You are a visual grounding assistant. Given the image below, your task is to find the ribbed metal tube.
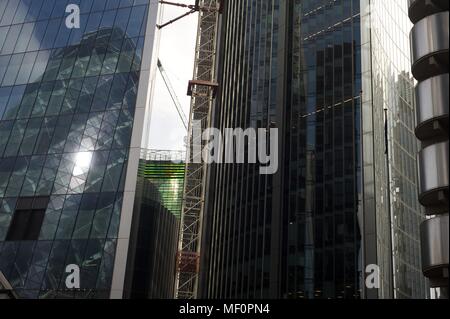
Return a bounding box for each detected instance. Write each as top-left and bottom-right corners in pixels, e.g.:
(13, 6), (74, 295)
(415, 74), (449, 140)
(417, 141), (449, 212)
(410, 11), (449, 81)
(409, 0), (449, 295)
(421, 215), (449, 282)
(409, 0), (449, 23)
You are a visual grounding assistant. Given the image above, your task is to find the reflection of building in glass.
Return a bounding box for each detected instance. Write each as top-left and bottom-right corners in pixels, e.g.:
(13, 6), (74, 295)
(0, 1), (161, 299)
(124, 150), (184, 299)
(137, 150), (185, 219)
(388, 73), (427, 298)
(200, 0), (427, 299)
(363, 1), (428, 299)
(0, 270), (17, 299)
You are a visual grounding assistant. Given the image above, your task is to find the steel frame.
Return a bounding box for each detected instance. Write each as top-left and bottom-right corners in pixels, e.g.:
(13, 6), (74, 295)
(174, 0), (221, 299)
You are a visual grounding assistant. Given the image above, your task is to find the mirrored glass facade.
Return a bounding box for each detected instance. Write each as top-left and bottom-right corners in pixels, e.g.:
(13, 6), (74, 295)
(360, 0), (427, 298)
(200, 0), (427, 299)
(125, 150), (184, 299)
(0, 0), (158, 299)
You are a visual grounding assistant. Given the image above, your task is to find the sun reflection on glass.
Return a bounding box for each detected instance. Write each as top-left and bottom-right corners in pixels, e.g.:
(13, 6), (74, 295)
(73, 152), (93, 176)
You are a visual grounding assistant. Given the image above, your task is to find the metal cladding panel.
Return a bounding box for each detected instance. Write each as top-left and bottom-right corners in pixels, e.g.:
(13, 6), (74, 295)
(420, 215), (449, 280)
(410, 12), (449, 80)
(415, 74), (449, 140)
(417, 141), (449, 207)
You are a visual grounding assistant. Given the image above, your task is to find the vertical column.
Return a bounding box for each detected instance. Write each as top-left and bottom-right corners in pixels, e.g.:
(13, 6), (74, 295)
(408, 0), (449, 299)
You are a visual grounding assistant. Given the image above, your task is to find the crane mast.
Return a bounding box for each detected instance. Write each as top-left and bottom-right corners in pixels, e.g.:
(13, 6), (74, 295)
(165, 0), (221, 299)
(157, 0), (222, 299)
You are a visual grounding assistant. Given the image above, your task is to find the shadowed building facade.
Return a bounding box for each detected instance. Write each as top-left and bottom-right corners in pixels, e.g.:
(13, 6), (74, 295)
(124, 150), (184, 299)
(199, 0), (427, 299)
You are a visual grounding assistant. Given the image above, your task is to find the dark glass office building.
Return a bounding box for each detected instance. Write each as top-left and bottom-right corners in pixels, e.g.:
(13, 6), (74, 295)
(0, 0), (162, 299)
(124, 150), (184, 299)
(200, 0), (428, 299)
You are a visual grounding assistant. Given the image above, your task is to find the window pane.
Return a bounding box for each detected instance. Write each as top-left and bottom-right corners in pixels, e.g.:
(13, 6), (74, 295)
(14, 23), (34, 53)
(24, 0), (44, 23)
(0, 86), (13, 120)
(2, 53), (24, 86)
(16, 51), (38, 85)
(29, 50), (50, 83)
(2, 85), (25, 120)
(19, 118), (43, 156)
(27, 20), (48, 52)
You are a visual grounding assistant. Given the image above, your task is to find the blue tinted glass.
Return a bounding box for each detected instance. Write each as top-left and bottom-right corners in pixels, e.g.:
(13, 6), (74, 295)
(106, 0), (120, 10)
(0, 0), (20, 26)
(0, 0), (151, 299)
(0, 55), (11, 84)
(12, 0), (30, 25)
(92, 0), (107, 12)
(0, 26), (9, 50)
(0, 1), (9, 21)
(2, 53), (24, 87)
(51, 0), (69, 18)
(100, 9), (117, 29)
(84, 11), (101, 34)
(2, 24), (22, 55)
(13, 22), (34, 53)
(38, 0), (56, 20)
(27, 20), (48, 51)
(114, 7), (131, 33)
(40, 19), (61, 50)
(16, 51), (37, 85)
(119, 0), (133, 8)
(2, 85), (25, 120)
(79, 0), (94, 13)
(0, 87), (13, 119)
(24, 0), (43, 22)
(67, 14), (89, 45)
(127, 6), (145, 38)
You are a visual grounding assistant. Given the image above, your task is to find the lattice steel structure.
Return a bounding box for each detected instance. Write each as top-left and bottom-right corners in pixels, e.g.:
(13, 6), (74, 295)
(175, 0), (221, 299)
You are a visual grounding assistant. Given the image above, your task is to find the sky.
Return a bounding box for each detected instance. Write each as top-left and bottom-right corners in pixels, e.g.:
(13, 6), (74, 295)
(147, 1), (198, 151)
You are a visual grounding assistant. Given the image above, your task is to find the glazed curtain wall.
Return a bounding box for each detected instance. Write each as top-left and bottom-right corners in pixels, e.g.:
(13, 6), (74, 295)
(201, 0), (363, 299)
(0, 0), (151, 298)
(360, 0), (427, 298)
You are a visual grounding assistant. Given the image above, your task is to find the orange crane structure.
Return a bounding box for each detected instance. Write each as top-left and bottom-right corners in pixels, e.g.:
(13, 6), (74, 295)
(157, 0), (222, 299)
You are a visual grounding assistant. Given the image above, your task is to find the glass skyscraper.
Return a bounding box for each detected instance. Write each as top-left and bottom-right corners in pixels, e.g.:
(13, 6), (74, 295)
(0, 0), (162, 299)
(124, 150), (184, 298)
(199, 0), (427, 299)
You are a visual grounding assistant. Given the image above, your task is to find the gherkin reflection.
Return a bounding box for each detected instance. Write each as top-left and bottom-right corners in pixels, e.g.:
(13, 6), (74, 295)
(0, 0), (152, 299)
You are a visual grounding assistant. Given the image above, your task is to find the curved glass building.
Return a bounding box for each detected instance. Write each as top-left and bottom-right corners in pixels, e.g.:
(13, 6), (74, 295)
(200, 0), (428, 299)
(0, 0), (163, 299)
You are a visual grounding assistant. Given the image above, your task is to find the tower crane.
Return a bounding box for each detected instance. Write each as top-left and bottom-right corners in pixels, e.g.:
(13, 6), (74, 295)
(157, 0), (222, 299)
(157, 58), (189, 130)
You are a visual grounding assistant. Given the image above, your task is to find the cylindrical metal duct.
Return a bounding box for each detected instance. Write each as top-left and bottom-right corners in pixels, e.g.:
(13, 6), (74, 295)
(410, 11), (449, 81)
(421, 214), (449, 286)
(415, 74), (449, 140)
(409, 0), (449, 297)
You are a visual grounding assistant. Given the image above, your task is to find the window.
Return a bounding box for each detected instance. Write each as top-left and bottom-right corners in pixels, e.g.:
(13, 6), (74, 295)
(2, 54), (24, 87)
(1, 25), (22, 55)
(14, 23), (34, 53)
(5, 197), (50, 241)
